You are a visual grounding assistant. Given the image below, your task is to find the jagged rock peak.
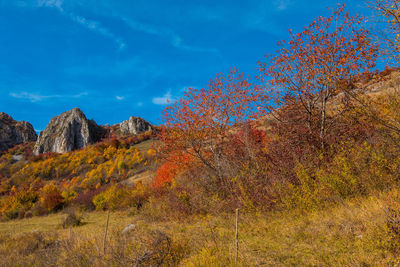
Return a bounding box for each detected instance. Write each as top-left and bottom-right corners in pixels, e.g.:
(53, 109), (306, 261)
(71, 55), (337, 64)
(0, 112), (37, 152)
(33, 108), (103, 155)
(0, 112), (13, 121)
(119, 116), (152, 136)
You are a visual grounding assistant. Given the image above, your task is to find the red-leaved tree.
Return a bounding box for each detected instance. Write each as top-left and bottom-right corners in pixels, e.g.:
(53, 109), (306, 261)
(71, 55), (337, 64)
(258, 4), (378, 151)
(159, 68), (268, 185)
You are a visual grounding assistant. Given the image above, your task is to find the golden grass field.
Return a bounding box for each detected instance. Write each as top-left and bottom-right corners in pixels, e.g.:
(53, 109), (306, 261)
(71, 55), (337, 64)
(0, 189), (398, 266)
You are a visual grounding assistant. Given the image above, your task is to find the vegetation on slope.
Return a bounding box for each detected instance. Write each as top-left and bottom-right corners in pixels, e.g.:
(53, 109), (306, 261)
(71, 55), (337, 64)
(1, 2), (400, 266)
(0, 130), (157, 220)
(0, 190), (398, 266)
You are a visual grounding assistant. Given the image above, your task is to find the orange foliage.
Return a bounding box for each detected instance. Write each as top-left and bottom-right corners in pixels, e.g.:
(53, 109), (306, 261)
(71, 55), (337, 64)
(159, 68), (268, 177)
(153, 153), (194, 188)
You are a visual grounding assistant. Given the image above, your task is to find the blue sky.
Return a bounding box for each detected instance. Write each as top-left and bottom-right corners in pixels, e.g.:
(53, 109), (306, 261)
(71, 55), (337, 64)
(0, 0), (369, 131)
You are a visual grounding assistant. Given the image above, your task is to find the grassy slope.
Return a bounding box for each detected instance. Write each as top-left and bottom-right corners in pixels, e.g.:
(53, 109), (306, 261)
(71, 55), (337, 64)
(0, 190), (396, 266)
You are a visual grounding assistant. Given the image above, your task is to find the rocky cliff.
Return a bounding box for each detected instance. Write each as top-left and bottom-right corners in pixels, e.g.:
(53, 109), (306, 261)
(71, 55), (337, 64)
(33, 108), (104, 155)
(119, 116), (152, 136)
(33, 108), (153, 154)
(0, 112), (37, 151)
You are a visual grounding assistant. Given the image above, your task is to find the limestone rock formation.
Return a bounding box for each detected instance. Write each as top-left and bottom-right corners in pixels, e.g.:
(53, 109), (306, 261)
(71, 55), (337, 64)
(119, 116), (152, 136)
(0, 112), (37, 152)
(33, 108), (104, 155)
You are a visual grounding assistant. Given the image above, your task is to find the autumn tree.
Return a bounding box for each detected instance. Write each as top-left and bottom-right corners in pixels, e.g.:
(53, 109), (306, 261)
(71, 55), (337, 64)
(367, 0), (400, 63)
(159, 68), (267, 184)
(258, 4), (377, 151)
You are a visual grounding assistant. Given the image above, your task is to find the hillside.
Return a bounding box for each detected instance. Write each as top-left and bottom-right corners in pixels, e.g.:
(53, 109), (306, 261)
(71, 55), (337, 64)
(0, 129), (158, 220)
(0, 69), (398, 266)
(0, 69), (398, 217)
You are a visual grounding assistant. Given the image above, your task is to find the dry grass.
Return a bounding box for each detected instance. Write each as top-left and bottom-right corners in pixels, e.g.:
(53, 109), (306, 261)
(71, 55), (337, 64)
(132, 139), (157, 153)
(0, 190), (398, 266)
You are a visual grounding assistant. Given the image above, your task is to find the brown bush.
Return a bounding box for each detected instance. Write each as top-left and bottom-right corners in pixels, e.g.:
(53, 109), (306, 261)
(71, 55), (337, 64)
(61, 210), (84, 229)
(72, 187), (106, 211)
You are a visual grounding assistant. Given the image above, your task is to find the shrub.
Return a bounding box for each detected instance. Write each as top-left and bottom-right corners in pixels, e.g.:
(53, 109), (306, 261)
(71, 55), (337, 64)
(92, 183), (150, 211)
(40, 183), (64, 212)
(92, 184), (130, 210)
(61, 210), (84, 228)
(72, 187), (106, 211)
(31, 203), (48, 217)
(0, 189), (39, 221)
(61, 189), (78, 204)
(92, 193), (107, 211)
(131, 182), (150, 209)
(15, 190), (39, 209)
(108, 229), (187, 266)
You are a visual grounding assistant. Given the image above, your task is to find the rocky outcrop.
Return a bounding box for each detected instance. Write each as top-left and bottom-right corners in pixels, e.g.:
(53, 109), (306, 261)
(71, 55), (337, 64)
(33, 108), (103, 155)
(119, 116), (152, 136)
(0, 112), (37, 152)
(33, 108), (153, 154)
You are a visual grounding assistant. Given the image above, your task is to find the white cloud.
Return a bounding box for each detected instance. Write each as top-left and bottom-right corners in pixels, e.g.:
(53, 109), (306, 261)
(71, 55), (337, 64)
(37, 0), (63, 11)
(36, 0), (126, 50)
(172, 36), (219, 53)
(274, 0), (292, 11)
(151, 86), (193, 105)
(21, 1), (216, 53)
(115, 95), (125, 101)
(70, 14), (126, 50)
(9, 91), (88, 102)
(152, 92), (176, 105)
(123, 18), (218, 54)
